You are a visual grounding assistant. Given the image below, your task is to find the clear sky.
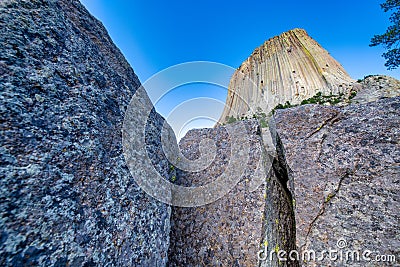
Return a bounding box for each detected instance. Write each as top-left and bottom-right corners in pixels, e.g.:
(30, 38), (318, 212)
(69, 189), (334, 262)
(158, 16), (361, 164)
(81, 0), (399, 139)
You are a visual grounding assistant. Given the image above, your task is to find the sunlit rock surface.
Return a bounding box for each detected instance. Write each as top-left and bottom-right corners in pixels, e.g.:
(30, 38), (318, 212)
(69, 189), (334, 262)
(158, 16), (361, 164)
(218, 28), (354, 124)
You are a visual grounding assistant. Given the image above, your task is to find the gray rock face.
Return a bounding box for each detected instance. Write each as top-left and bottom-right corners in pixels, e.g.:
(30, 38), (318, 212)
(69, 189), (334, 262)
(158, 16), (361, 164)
(2, 1), (399, 266)
(352, 75), (400, 104)
(271, 97), (400, 266)
(168, 120), (268, 266)
(167, 119), (298, 267)
(259, 137), (299, 267)
(0, 0), (171, 266)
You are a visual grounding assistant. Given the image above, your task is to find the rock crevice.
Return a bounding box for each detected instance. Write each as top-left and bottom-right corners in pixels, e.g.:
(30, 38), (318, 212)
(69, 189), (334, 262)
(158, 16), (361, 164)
(259, 126), (299, 267)
(2, 1), (399, 266)
(272, 95), (400, 266)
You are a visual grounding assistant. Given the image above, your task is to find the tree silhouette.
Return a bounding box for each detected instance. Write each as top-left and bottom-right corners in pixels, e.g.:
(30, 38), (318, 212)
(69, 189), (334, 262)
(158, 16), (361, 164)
(370, 0), (400, 70)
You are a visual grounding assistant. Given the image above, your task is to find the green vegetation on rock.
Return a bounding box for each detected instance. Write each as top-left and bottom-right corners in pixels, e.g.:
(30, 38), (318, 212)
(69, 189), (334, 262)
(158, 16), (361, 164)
(271, 90), (359, 114)
(224, 107), (269, 128)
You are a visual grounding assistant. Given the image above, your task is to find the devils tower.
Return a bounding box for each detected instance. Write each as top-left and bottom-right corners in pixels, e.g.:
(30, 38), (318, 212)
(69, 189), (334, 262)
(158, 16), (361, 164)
(218, 28), (355, 124)
(1, 1), (399, 266)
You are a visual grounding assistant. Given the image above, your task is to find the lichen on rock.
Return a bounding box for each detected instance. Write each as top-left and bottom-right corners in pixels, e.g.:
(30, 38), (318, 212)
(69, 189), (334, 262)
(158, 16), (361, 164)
(0, 0), (172, 265)
(271, 95), (400, 266)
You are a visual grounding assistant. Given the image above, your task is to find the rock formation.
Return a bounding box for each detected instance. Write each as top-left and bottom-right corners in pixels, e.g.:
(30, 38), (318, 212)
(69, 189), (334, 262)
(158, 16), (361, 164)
(166, 32), (400, 266)
(270, 91), (400, 266)
(0, 0), (172, 265)
(169, 77), (399, 267)
(168, 121), (269, 266)
(218, 28), (355, 124)
(1, 1), (399, 266)
(352, 75), (400, 104)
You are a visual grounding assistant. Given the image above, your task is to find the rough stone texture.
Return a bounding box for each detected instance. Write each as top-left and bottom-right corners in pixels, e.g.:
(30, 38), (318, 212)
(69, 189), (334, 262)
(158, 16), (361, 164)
(218, 28), (355, 124)
(0, 0), (171, 266)
(271, 97), (400, 266)
(352, 75), (400, 104)
(168, 120), (268, 266)
(3, 1), (399, 266)
(259, 138), (299, 267)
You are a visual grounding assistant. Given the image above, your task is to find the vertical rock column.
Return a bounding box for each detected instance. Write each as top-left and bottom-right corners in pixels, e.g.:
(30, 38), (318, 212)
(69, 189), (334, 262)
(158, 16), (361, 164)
(218, 28), (354, 125)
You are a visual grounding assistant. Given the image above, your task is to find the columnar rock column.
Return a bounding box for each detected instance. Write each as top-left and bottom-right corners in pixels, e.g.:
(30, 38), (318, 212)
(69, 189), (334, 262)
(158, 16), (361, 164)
(218, 28), (354, 124)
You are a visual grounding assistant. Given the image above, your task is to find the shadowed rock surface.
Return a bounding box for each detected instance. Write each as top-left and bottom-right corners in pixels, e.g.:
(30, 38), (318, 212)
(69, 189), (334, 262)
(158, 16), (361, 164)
(168, 120), (300, 267)
(259, 136), (299, 267)
(0, 0), (172, 265)
(271, 96), (400, 266)
(168, 120), (267, 266)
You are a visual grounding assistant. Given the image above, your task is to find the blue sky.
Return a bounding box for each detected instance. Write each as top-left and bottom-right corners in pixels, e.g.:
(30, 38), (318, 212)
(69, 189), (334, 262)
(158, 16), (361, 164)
(81, 0), (399, 139)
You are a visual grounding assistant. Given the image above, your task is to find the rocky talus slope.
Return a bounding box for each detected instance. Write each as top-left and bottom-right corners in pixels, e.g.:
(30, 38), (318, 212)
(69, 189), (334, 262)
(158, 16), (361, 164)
(218, 28), (354, 124)
(0, 0), (173, 265)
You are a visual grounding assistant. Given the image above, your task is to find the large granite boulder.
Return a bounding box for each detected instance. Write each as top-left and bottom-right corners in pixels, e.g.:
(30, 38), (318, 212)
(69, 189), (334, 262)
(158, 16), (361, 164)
(271, 96), (400, 266)
(167, 121), (300, 267)
(352, 75), (400, 104)
(168, 120), (268, 266)
(0, 0), (171, 265)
